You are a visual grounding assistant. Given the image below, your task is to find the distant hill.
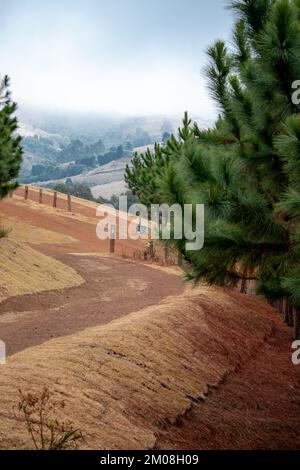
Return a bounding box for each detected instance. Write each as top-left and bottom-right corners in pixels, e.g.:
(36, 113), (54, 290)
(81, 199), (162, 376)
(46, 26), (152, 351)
(18, 122), (67, 142)
(17, 108), (214, 197)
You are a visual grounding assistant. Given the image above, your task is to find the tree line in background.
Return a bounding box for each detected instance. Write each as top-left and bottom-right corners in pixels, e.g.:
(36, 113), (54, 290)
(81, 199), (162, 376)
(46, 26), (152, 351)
(125, 0), (300, 340)
(53, 179), (137, 210)
(23, 140), (129, 184)
(19, 123), (160, 184)
(21, 131), (170, 185)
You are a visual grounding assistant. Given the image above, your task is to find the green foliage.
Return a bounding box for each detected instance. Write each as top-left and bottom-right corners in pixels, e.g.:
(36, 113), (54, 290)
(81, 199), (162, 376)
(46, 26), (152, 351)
(24, 162), (87, 183)
(98, 145), (125, 165)
(60, 138), (105, 163)
(98, 190), (138, 210)
(0, 75), (23, 198)
(0, 226), (8, 241)
(23, 138), (129, 184)
(53, 181), (95, 201)
(54, 180), (137, 210)
(125, 0), (300, 327)
(22, 136), (61, 161)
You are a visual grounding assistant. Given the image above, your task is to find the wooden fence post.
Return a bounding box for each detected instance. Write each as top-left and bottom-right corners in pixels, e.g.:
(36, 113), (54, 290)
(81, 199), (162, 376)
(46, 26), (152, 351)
(148, 241), (154, 258)
(24, 186), (29, 200)
(53, 191), (57, 208)
(159, 211), (162, 234)
(164, 245), (169, 263)
(9, 191), (13, 198)
(39, 188), (43, 204)
(67, 194), (72, 212)
(109, 225), (116, 254)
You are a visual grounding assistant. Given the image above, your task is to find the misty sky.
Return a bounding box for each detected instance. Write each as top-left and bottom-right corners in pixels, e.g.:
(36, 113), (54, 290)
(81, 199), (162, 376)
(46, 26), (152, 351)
(1, 0), (232, 118)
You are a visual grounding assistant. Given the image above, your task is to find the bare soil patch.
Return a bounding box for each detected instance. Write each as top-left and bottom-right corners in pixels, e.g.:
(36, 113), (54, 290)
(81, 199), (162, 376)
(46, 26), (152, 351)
(0, 286), (286, 450)
(156, 305), (300, 450)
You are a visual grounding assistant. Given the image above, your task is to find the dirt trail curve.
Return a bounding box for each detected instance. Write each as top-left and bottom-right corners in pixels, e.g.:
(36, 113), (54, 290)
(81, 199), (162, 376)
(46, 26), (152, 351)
(0, 252), (183, 356)
(0, 193), (184, 356)
(0, 189), (299, 449)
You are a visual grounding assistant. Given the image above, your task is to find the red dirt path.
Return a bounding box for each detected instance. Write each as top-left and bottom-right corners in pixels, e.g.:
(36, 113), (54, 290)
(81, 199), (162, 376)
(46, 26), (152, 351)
(0, 194), (184, 356)
(1, 190), (300, 449)
(0, 250), (183, 356)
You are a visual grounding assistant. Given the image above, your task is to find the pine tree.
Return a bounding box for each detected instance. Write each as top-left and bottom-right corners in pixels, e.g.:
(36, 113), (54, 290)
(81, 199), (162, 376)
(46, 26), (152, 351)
(125, 137), (180, 206)
(0, 75), (23, 198)
(126, 0), (300, 339)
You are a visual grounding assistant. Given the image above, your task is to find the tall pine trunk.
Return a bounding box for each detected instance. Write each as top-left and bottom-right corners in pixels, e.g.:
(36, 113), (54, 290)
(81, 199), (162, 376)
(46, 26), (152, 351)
(293, 309), (300, 340)
(284, 300), (294, 327)
(240, 278), (248, 294)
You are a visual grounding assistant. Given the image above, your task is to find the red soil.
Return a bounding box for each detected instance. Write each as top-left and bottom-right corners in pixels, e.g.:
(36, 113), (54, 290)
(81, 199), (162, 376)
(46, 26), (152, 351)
(1, 188), (299, 449)
(0, 249), (184, 356)
(0, 192), (184, 356)
(157, 296), (300, 450)
(7, 187), (144, 257)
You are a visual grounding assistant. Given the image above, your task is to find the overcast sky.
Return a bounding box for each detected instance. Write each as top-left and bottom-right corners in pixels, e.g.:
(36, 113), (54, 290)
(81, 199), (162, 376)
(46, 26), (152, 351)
(1, 0), (232, 118)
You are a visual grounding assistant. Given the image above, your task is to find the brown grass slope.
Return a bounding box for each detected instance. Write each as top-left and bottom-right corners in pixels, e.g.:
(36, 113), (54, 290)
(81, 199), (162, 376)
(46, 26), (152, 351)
(0, 239), (83, 303)
(0, 215), (83, 302)
(0, 286), (273, 450)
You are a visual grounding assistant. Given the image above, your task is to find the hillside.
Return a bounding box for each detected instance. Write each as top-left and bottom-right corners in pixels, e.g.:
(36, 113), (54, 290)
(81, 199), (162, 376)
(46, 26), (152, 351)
(0, 188), (182, 354)
(0, 187), (299, 449)
(0, 285), (299, 449)
(17, 110), (212, 199)
(35, 156), (132, 198)
(17, 111), (185, 183)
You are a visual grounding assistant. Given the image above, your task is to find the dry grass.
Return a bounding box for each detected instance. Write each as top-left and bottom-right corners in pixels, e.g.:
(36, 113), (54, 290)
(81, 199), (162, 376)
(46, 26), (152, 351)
(0, 214), (77, 245)
(6, 196), (100, 226)
(0, 238), (83, 302)
(0, 214), (82, 303)
(0, 285), (273, 450)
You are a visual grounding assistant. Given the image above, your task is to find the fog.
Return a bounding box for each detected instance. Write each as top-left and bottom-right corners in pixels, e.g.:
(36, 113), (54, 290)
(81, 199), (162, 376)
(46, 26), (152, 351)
(1, 0), (231, 118)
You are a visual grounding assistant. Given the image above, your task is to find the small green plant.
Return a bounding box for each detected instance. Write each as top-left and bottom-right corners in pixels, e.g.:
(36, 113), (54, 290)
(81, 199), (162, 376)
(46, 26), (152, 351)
(17, 387), (82, 450)
(0, 227), (8, 240)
